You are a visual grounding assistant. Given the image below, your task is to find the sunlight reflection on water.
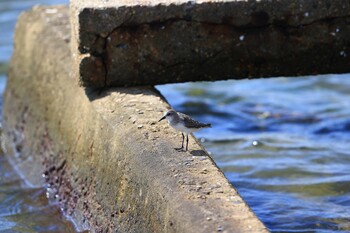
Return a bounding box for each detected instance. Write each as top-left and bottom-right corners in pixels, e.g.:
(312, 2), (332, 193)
(157, 74), (350, 232)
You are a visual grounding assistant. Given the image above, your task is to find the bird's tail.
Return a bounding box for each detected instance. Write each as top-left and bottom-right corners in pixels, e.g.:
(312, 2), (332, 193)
(203, 123), (212, 128)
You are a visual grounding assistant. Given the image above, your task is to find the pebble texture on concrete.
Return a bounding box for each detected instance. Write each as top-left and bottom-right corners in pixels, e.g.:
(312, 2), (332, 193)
(3, 6), (269, 233)
(70, 0), (350, 87)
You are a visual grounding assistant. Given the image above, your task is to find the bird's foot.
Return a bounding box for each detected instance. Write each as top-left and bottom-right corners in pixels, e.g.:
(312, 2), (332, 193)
(175, 147), (186, 152)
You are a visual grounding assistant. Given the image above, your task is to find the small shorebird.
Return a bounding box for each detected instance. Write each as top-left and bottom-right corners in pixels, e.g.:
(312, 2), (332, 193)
(158, 109), (211, 151)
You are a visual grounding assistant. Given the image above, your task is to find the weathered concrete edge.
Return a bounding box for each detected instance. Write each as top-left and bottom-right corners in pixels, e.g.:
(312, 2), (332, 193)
(70, 0), (350, 87)
(3, 6), (269, 233)
(71, 0), (350, 51)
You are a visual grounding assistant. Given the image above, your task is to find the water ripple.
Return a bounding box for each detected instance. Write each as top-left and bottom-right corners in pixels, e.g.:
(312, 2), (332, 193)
(157, 74), (350, 232)
(0, 155), (76, 232)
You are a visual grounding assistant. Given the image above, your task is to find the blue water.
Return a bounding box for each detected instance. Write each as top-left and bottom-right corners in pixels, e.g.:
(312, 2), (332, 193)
(157, 76), (350, 233)
(0, 155), (76, 232)
(1, 0), (350, 232)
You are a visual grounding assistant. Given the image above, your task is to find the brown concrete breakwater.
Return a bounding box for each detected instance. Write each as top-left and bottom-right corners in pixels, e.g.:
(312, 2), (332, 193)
(2, 6), (268, 232)
(71, 0), (350, 87)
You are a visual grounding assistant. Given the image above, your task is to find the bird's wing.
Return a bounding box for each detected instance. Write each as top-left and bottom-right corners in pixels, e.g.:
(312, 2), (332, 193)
(179, 113), (208, 129)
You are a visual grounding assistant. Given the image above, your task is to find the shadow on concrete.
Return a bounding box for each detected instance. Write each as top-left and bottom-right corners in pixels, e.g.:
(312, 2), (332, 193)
(84, 85), (169, 103)
(190, 150), (207, 157)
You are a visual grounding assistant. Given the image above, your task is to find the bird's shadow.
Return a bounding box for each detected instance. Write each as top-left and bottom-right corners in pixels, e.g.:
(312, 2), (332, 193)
(190, 150), (207, 157)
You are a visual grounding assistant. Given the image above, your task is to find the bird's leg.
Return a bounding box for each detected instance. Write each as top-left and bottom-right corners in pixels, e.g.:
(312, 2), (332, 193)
(181, 133), (185, 149)
(175, 133), (185, 151)
(186, 134), (189, 151)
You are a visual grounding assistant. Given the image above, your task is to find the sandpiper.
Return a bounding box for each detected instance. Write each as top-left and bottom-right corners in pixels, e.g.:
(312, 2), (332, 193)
(158, 109), (211, 151)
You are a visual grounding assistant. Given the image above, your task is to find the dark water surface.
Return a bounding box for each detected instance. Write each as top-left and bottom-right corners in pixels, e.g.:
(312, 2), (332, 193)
(0, 154), (76, 232)
(157, 76), (350, 233)
(1, 0), (350, 232)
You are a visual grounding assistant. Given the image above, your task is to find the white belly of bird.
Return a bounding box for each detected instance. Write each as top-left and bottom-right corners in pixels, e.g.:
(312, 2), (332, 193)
(170, 122), (199, 134)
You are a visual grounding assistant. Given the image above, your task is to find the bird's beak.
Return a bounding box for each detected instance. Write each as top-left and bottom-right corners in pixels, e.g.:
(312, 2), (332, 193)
(158, 116), (166, 122)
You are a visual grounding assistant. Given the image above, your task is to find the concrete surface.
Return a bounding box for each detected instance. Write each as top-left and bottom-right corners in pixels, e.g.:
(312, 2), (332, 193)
(3, 6), (269, 233)
(70, 0), (350, 87)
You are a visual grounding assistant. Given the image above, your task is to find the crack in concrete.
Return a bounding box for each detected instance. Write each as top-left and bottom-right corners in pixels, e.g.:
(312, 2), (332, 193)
(94, 14), (135, 88)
